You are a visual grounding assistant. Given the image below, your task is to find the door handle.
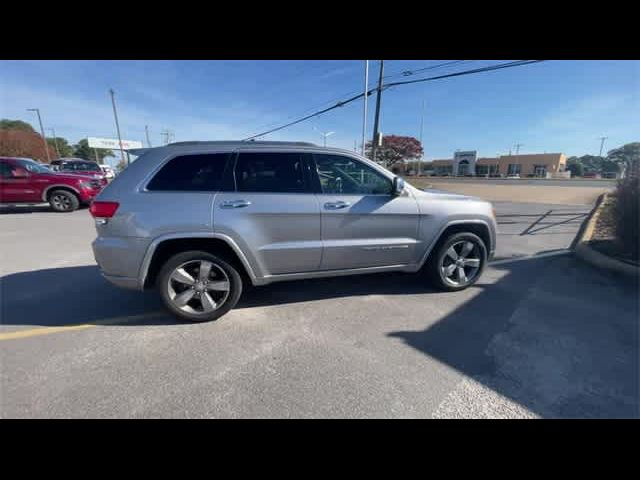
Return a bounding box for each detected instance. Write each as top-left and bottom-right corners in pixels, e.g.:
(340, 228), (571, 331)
(324, 201), (351, 210)
(220, 200), (252, 209)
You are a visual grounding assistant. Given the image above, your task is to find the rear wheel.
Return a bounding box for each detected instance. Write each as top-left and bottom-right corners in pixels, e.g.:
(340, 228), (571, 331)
(157, 251), (243, 323)
(425, 232), (487, 291)
(49, 189), (79, 212)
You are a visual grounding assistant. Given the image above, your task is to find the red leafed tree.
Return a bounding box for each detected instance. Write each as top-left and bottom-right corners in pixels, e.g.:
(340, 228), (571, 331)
(365, 135), (423, 168)
(0, 129), (57, 162)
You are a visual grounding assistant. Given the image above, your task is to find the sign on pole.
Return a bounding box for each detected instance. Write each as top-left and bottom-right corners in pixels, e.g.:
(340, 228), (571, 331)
(88, 137), (143, 150)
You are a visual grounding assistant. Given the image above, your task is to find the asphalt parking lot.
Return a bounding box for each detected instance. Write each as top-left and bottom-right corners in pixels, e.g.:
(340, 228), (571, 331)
(1, 200), (638, 418)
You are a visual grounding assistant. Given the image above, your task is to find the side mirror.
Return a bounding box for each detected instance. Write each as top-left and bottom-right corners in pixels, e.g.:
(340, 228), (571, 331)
(393, 176), (405, 195)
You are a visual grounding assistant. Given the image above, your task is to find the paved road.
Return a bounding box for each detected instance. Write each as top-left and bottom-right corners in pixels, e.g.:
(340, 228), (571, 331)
(1, 203), (637, 418)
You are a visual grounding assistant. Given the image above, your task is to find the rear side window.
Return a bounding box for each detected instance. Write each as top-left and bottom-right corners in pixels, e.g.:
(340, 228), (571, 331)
(147, 153), (230, 191)
(235, 152), (307, 193)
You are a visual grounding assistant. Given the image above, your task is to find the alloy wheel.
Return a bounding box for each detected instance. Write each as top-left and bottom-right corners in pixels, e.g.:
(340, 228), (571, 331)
(167, 260), (231, 314)
(440, 240), (482, 286)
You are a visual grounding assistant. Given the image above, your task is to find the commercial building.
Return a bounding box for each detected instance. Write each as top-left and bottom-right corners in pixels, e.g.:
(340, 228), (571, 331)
(429, 152), (567, 177)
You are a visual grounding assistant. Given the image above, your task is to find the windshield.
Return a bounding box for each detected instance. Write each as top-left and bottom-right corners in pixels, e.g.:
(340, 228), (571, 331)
(15, 159), (52, 174)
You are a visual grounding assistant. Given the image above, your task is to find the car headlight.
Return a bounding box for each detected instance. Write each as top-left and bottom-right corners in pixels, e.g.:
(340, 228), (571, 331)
(79, 180), (93, 189)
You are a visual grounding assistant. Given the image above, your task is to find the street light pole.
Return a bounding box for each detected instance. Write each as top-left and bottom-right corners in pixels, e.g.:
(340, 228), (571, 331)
(322, 131), (334, 147)
(47, 128), (60, 157)
(109, 88), (129, 165)
(361, 60), (369, 156)
(27, 108), (50, 163)
(371, 60), (384, 163)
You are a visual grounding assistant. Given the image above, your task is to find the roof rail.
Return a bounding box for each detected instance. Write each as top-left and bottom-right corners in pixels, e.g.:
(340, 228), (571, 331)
(166, 140), (317, 147)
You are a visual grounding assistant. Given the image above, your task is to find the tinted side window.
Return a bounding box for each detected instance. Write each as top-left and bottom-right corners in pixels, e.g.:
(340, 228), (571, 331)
(147, 153), (230, 191)
(0, 161), (13, 178)
(314, 154), (392, 195)
(235, 152), (307, 193)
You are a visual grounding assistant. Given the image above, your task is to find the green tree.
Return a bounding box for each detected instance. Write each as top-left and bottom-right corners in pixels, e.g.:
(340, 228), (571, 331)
(566, 157), (584, 177)
(0, 119), (36, 132)
(46, 137), (75, 158)
(73, 138), (114, 163)
(607, 142), (640, 172)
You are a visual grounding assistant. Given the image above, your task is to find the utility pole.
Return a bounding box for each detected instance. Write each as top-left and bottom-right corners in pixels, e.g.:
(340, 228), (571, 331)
(109, 88), (129, 165)
(26, 108), (50, 163)
(145, 125), (152, 148)
(354, 139), (357, 152)
(598, 136), (608, 158)
(371, 60), (385, 163)
(361, 60), (369, 156)
(419, 99), (425, 176)
(47, 128), (60, 157)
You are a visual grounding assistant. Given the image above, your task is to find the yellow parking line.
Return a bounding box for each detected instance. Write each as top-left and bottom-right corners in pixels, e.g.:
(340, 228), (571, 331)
(0, 311), (165, 341)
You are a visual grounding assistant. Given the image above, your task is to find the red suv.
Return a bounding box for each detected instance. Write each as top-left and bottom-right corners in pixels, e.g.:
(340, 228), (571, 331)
(50, 158), (109, 186)
(0, 157), (104, 212)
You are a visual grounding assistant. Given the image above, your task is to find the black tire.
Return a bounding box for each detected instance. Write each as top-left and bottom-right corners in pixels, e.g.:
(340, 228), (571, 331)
(157, 250), (243, 323)
(48, 189), (80, 212)
(425, 232), (487, 291)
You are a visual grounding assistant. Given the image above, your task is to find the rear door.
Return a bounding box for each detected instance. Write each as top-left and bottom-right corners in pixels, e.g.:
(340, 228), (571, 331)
(311, 153), (421, 270)
(213, 150), (321, 277)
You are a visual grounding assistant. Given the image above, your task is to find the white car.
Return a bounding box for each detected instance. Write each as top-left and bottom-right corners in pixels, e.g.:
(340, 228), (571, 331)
(99, 164), (115, 180)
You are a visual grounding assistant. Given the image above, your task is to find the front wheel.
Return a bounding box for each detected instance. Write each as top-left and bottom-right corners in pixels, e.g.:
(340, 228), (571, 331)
(425, 232), (487, 291)
(49, 189), (80, 212)
(157, 251), (243, 323)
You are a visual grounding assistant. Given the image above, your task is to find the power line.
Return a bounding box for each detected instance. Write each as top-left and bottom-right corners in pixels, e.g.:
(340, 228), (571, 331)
(384, 60), (543, 88)
(383, 60), (470, 81)
(243, 60), (545, 141)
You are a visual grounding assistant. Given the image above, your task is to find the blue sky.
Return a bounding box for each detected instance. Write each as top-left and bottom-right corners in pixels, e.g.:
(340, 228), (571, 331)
(1, 60), (638, 167)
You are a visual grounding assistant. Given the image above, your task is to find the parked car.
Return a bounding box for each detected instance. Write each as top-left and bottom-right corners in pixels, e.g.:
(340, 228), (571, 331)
(50, 158), (108, 186)
(91, 141), (497, 323)
(0, 157), (104, 212)
(99, 164), (115, 180)
(506, 174), (521, 179)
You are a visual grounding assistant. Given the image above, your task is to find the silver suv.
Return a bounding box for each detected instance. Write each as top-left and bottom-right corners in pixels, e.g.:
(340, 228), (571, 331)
(91, 141), (497, 322)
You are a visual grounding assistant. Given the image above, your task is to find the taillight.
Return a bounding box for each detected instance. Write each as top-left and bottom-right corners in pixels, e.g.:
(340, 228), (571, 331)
(90, 201), (119, 218)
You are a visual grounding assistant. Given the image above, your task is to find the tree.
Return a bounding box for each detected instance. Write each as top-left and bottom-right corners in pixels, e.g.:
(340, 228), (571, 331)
(607, 142), (640, 174)
(365, 135), (423, 168)
(0, 128), (56, 162)
(73, 138), (114, 163)
(46, 136), (75, 158)
(0, 119), (36, 132)
(566, 157), (584, 177)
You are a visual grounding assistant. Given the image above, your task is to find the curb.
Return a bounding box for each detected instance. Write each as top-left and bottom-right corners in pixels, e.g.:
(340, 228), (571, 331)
(573, 193), (639, 277)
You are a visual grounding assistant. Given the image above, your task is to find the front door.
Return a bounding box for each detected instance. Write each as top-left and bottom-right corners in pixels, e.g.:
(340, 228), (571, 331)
(311, 153), (420, 270)
(213, 150), (322, 277)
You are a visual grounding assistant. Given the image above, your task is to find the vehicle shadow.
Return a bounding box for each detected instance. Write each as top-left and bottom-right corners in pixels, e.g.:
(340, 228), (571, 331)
(0, 265), (441, 327)
(0, 204), (52, 214)
(388, 256), (639, 418)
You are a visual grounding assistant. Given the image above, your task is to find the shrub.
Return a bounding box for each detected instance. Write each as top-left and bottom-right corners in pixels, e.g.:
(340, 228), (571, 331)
(614, 165), (639, 260)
